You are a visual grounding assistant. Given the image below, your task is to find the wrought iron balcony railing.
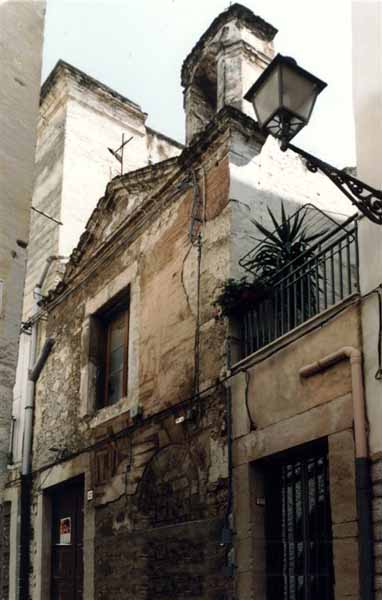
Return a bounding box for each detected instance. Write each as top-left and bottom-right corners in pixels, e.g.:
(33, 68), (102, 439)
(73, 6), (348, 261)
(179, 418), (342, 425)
(239, 212), (359, 359)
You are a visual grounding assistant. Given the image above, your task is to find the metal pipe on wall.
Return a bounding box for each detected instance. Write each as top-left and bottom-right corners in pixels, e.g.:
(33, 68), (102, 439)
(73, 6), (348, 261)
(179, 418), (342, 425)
(19, 256), (60, 600)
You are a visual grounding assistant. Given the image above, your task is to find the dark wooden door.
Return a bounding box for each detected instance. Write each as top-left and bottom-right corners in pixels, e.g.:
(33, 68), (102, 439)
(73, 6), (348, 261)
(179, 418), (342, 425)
(50, 477), (84, 600)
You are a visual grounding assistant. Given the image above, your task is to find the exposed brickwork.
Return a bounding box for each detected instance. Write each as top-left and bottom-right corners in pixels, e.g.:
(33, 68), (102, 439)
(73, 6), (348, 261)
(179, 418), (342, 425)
(95, 515), (227, 600)
(93, 393), (231, 600)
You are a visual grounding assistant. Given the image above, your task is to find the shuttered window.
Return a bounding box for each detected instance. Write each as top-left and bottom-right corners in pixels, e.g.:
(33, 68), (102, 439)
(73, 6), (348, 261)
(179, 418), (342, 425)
(94, 293), (129, 409)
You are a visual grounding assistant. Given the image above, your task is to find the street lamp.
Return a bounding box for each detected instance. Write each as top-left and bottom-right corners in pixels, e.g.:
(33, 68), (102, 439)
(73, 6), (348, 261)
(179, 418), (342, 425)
(245, 54), (382, 225)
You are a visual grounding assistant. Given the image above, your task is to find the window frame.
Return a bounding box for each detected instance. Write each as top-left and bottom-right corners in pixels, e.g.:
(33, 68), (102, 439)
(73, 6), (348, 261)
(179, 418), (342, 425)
(103, 305), (129, 407)
(95, 290), (130, 410)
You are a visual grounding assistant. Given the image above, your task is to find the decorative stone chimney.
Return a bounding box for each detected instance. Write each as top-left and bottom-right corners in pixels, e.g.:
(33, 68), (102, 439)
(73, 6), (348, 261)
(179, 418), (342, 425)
(181, 3), (277, 144)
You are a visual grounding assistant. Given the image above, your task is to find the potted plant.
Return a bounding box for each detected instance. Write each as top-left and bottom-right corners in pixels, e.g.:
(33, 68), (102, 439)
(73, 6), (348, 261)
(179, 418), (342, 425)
(214, 202), (326, 322)
(214, 277), (269, 318)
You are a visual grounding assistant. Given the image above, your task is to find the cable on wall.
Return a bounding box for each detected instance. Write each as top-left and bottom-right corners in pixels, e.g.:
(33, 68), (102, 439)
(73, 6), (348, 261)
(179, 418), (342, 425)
(244, 369), (256, 430)
(189, 169), (205, 406)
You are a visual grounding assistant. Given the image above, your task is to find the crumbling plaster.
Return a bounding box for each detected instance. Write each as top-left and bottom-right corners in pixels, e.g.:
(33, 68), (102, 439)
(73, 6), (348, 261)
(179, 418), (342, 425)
(32, 127), (232, 470)
(12, 62), (182, 466)
(27, 127), (234, 599)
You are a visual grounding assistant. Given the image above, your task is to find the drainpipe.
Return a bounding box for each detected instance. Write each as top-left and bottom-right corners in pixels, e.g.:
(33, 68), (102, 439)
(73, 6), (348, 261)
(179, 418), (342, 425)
(19, 256), (61, 600)
(21, 255), (64, 476)
(299, 346), (374, 600)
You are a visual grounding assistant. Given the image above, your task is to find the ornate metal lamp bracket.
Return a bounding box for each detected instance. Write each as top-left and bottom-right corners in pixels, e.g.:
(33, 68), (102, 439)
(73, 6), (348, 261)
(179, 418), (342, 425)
(288, 143), (382, 225)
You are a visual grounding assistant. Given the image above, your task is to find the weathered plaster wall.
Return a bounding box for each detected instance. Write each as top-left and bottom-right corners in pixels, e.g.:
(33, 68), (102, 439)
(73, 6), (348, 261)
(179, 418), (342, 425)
(12, 77), (66, 467)
(231, 303), (360, 462)
(0, 0), (45, 498)
(13, 65), (182, 466)
(23, 65), (182, 321)
(32, 139), (230, 467)
(230, 303), (362, 599)
(22, 82), (66, 320)
(229, 134), (355, 280)
(216, 20), (275, 115)
(28, 135), (233, 599)
(59, 77), (180, 260)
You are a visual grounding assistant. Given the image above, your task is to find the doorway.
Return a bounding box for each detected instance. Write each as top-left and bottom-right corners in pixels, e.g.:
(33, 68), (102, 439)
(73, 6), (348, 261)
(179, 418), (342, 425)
(50, 476), (84, 600)
(264, 440), (334, 600)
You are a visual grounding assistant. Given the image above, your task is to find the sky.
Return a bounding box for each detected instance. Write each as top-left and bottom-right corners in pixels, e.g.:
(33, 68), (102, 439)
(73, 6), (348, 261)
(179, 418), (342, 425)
(42, 0), (356, 166)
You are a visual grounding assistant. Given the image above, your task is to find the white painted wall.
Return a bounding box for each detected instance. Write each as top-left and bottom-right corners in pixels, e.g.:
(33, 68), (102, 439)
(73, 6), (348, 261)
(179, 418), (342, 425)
(59, 89), (148, 258)
(0, 0), (46, 490)
(352, 1), (382, 455)
(229, 134), (355, 279)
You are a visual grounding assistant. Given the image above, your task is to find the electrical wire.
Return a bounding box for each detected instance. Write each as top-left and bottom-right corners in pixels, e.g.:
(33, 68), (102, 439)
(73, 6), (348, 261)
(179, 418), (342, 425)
(29, 289), (366, 481)
(31, 205), (63, 226)
(193, 235), (202, 401)
(189, 169), (204, 411)
(30, 376), (232, 479)
(244, 370), (256, 430)
(180, 243), (193, 314)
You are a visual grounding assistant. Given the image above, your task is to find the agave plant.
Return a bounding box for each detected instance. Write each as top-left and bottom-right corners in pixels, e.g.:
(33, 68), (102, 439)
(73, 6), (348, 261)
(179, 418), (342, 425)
(247, 202), (327, 324)
(214, 203), (327, 323)
(248, 202), (326, 283)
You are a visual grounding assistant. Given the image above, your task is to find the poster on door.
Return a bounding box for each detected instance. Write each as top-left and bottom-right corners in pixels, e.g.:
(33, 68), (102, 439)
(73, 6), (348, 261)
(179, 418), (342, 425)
(59, 517), (71, 545)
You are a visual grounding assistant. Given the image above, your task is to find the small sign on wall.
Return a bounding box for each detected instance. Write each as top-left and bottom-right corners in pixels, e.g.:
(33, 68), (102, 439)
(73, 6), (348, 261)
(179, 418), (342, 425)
(59, 517), (71, 545)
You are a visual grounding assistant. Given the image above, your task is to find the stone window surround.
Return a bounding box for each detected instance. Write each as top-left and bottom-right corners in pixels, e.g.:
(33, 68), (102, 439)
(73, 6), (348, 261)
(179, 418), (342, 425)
(79, 261), (139, 427)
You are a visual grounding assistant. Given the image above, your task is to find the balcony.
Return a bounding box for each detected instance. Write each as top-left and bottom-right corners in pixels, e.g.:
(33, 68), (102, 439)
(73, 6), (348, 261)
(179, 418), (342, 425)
(236, 205), (359, 359)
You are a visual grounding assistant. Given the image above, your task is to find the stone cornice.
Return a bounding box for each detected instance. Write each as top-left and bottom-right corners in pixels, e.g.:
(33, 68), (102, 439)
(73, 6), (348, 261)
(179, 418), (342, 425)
(181, 3), (277, 88)
(41, 60), (145, 122)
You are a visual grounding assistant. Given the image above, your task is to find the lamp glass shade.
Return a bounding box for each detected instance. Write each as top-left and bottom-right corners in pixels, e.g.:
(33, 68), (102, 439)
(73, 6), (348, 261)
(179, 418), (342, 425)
(281, 63), (321, 122)
(245, 54), (327, 143)
(250, 65), (280, 129)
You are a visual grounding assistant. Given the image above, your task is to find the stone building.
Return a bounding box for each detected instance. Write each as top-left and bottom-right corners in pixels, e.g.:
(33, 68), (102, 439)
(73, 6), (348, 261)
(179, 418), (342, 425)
(0, 2), (46, 595)
(5, 55), (181, 600)
(12, 59), (182, 467)
(1, 4), (374, 600)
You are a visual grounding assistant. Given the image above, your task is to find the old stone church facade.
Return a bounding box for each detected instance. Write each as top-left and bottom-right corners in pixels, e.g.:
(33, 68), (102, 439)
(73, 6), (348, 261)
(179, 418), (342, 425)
(1, 4), (379, 600)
